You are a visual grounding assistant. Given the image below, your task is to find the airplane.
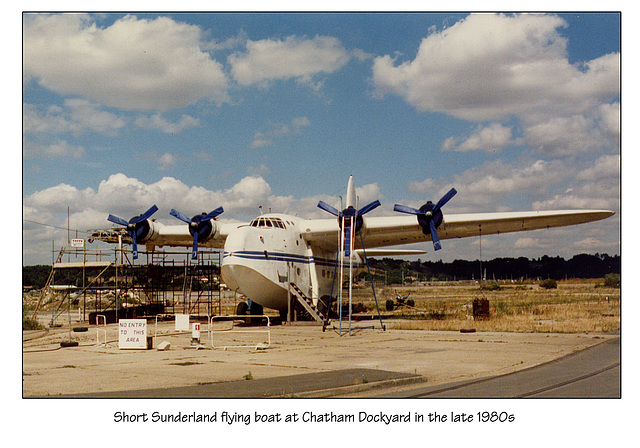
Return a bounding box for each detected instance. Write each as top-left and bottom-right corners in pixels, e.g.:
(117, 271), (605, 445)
(92, 175), (614, 321)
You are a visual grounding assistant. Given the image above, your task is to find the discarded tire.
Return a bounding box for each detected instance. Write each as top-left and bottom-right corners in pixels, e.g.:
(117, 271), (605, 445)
(60, 341), (79, 347)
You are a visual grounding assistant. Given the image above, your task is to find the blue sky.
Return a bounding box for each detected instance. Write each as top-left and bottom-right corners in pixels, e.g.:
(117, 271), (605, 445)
(22, 12), (620, 265)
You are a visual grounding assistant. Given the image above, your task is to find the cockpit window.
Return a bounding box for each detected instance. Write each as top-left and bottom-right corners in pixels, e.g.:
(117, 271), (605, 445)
(249, 217), (287, 229)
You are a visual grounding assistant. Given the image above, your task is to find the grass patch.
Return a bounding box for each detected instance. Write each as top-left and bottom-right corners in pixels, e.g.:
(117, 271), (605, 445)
(23, 315), (44, 330)
(353, 280), (620, 333)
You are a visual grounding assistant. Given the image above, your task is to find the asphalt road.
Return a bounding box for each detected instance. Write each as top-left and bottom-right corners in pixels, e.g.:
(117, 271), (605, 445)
(373, 336), (621, 398)
(61, 336), (620, 399)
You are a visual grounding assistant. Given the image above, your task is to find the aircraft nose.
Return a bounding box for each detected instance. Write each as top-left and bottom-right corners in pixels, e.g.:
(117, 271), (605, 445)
(220, 228), (249, 291)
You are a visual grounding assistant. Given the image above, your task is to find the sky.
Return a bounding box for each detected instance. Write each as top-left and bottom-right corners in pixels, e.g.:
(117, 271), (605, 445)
(21, 11), (621, 266)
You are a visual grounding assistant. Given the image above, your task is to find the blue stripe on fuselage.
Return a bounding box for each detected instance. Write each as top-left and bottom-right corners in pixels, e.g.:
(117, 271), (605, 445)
(223, 251), (345, 268)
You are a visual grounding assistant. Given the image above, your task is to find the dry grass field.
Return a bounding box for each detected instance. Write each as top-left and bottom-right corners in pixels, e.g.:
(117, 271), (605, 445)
(348, 279), (620, 333)
(25, 279), (620, 335)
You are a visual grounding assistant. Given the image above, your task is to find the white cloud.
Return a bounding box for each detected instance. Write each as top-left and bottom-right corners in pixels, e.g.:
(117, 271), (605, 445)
(23, 100), (126, 136)
(356, 183), (383, 208)
(599, 103), (620, 138)
(576, 155), (620, 181)
(523, 113), (613, 157)
(514, 237), (554, 250)
(442, 123), (514, 152)
(572, 237), (606, 250)
(24, 183), (96, 212)
(135, 113), (200, 134)
(408, 178), (439, 195)
(23, 140), (86, 159)
(229, 35), (350, 86)
(251, 116), (311, 149)
(531, 184), (618, 211)
(372, 13), (619, 122)
(23, 14), (229, 111)
(158, 153), (178, 170)
(406, 158), (573, 213)
(23, 174), (294, 230)
(248, 164), (271, 176)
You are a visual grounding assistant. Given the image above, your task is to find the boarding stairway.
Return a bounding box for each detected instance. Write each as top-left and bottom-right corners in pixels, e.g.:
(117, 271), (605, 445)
(289, 283), (325, 323)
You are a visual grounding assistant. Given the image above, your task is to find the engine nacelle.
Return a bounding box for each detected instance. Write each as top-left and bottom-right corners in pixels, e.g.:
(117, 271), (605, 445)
(416, 201), (444, 235)
(187, 213), (219, 242)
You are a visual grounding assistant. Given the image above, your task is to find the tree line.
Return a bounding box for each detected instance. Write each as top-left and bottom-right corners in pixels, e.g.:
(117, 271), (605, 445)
(23, 253), (620, 290)
(365, 253), (620, 284)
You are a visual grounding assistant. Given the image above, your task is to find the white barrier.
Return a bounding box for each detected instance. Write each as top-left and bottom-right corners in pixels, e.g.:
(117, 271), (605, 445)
(208, 315), (271, 350)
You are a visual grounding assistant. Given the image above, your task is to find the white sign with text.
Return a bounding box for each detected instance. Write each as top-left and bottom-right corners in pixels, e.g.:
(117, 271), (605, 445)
(118, 319), (147, 349)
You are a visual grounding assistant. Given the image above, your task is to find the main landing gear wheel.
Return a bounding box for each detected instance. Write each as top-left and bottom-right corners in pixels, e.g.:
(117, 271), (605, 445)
(236, 301), (248, 315)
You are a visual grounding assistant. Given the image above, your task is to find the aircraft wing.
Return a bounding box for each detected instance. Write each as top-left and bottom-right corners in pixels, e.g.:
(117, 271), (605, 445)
(303, 209), (615, 251)
(90, 220), (245, 250)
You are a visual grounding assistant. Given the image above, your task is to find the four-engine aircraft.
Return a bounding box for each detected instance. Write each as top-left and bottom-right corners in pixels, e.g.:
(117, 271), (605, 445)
(92, 175), (614, 319)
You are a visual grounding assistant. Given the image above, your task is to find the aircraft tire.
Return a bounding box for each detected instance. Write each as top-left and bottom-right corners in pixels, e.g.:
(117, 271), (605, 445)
(237, 301), (248, 315)
(250, 303), (263, 325)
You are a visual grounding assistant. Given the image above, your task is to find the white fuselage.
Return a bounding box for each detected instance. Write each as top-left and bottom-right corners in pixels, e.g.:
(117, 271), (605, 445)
(220, 213), (362, 311)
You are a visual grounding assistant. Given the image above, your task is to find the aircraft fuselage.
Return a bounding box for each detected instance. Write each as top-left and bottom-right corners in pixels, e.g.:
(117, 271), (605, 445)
(220, 213), (361, 312)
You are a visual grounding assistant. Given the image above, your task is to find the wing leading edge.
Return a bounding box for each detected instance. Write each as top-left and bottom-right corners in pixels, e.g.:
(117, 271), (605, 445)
(303, 209), (614, 251)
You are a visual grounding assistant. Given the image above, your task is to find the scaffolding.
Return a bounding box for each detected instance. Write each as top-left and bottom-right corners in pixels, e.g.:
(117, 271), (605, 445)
(29, 244), (223, 326)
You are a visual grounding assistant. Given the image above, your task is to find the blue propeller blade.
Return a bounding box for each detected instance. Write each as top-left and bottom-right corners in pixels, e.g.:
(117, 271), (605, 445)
(135, 205), (159, 223)
(202, 206), (224, 221)
(393, 204), (421, 215)
(357, 200), (381, 216)
(317, 201), (341, 217)
(192, 231), (198, 260)
(429, 220), (442, 251)
(434, 188), (457, 212)
(170, 209), (192, 224)
(131, 228), (138, 259)
(107, 215), (128, 227)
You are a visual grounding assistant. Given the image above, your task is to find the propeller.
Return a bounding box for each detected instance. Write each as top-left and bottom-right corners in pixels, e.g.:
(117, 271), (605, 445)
(170, 207), (224, 259)
(107, 205), (159, 259)
(317, 200), (381, 256)
(318, 176), (385, 334)
(393, 188), (457, 251)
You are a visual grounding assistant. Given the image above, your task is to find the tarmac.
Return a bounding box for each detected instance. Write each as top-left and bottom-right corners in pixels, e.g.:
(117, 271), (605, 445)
(22, 318), (619, 398)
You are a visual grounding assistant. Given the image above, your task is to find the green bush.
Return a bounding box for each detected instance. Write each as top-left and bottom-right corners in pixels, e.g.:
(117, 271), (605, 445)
(480, 281), (501, 291)
(604, 274), (620, 288)
(539, 278), (558, 289)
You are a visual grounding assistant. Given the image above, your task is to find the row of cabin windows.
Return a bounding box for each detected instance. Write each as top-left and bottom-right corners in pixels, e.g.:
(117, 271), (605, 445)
(249, 217), (289, 229)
